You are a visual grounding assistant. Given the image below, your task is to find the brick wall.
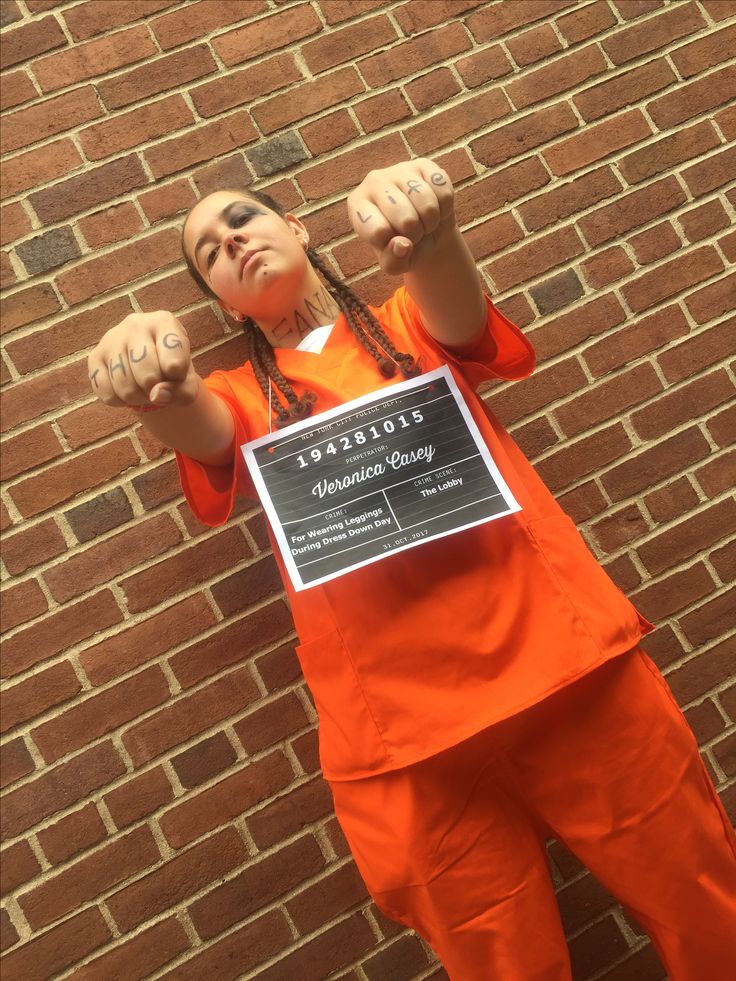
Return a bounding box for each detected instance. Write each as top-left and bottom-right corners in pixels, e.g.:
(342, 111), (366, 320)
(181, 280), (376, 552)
(1, 0), (735, 977)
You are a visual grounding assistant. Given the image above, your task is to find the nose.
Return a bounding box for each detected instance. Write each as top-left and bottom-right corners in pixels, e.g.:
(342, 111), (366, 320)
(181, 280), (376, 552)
(223, 230), (244, 258)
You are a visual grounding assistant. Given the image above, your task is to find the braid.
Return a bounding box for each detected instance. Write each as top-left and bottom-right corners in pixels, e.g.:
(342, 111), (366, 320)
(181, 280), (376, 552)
(307, 248), (421, 381)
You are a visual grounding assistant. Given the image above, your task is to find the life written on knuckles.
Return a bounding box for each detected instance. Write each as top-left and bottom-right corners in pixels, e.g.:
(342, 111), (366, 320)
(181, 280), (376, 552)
(242, 364), (522, 591)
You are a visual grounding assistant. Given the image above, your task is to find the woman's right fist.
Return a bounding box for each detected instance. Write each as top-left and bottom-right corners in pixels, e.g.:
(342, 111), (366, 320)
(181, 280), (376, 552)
(87, 311), (200, 409)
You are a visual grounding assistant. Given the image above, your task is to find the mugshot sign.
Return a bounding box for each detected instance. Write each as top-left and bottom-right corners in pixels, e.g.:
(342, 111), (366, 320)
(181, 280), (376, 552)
(242, 364), (521, 591)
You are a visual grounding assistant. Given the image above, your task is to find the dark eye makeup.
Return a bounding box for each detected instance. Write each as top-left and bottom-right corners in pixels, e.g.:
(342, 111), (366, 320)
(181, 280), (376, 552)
(205, 209), (255, 269)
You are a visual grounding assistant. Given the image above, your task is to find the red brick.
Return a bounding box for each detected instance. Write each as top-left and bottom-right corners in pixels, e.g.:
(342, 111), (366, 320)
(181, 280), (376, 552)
(0, 68), (36, 111)
(133, 267), (207, 313)
(207, 909), (376, 980)
(190, 52), (300, 119)
(0, 516), (66, 576)
(685, 272), (736, 325)
(36, 801), (107, 866)
(153, 0), (254, 49)
(121, 667), (259, 766)
(631, 369), (734, 440)
(467, 0), (576, 39)
(98, 44), (217, 110)
(30, 154), (148, 224)
(171, 731), (237, 789)
(120, 525), (252, 614)
(187, 836), (325, 940)
(555, 363), (662, 437)
(63, 0), (179, 41)
(556, 0), (617, 43)
(360, 21), (472, 90)
(628, 219), (681, 265)
(213, 4), (321, 67)
(284, 862), (368, 936)
(247, 774), (332, 851)
(0, 839), (40, 895)
(1, 249), (17, 288)
(0, 14), (66, 70)
(0, 202), (32, 247)
(1, 85), (102, 155)
(679, 590), (736, 651)
(1, 589), (123, 679)
(0, 659), (81, 735)
(707, 403), (736, 449)
(578, 175), (685, 247)
(574, 57), (676, 123)
(621, 245), (723, 314)
(301, 8), (405, 74)
(57, 400), (131, 451)
(9, 437), (139, 518)
(517, 164), (618, 234)
(80, 593), (216, 686)
(253, 638), (302, 696)
(156, 909), (291, 981)
(672, 23), (736, 81)
(7, 296), (133, 376)
(580, 244), (634, 288)
(455, 42), (514, 90)
(644, 476), (700, 526)
(620, 119), (720, 185)
(64, 486), (134, 544)
(0, 907), (110, 979)
(210, 554), (283, 615)
(681, 144), (736, 197)
(407, 87), (509, 157)
(638, 498), (736, 577)
(144, 112), (257, 180)
(0, 737), (35, 790)
(35, 23), (156, 93)
(57, 228), (181, 305)
(534, 422), (632, 492)
(696, 447), (736, 499)
(69, 917), (190, 981)
(238, 690), (309, 756)
(300, 109), (361, 159)
(33, 664), (170, 766)
(601, 1), (706, 65)
(0, 282), (61, 337)
(252, 65), (363, 136)
(0, 421), (64, 480)
(297, 133), (406, 201)
(170, 601), (295, 689)
(0, 577), (48, 631)
(543, 108), (652, 177)
(161, 750), (293, 849)
(45, 512), (182, 604)
(189, 151), (251, 197)
(105, 827), (248, 933)
(472, 100), (579, 170)
(137, 178), (198, 224)
(1, 905), (19, 952)
(79, 94), (194, 161)
(486, 224), (585, 293)
(354, 87), (413, 135)
(601, 426), (712, 503)
(103, 765), (175, 829)
(20, 825), (160, 931)
(0, 136), (83, 198)
(78, 201), (144, 249)
(0, 741), (126, 839)
(509, 42), (608, 110)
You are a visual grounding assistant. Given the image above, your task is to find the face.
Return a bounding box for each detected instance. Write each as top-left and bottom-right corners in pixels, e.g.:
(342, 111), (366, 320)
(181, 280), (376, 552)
(182, 191), (311, 322)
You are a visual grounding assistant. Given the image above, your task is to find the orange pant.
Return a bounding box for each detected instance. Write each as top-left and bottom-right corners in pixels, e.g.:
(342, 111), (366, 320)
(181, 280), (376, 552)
(329, 645), (736, 980)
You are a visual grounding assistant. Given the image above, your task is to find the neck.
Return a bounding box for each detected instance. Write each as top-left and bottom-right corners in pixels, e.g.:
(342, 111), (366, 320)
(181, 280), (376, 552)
(256, 276), (340, 350)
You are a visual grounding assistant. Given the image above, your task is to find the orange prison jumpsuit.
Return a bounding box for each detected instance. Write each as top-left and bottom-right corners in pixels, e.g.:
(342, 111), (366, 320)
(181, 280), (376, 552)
(176, 285), (736, 978)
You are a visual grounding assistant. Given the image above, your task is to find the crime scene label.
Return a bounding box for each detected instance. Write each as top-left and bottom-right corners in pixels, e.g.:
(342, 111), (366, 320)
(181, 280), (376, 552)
(242, 364), (521, 591)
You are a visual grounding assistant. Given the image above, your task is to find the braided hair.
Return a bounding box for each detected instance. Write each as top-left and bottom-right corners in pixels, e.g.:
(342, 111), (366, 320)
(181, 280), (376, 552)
(182, 188), (421, 429)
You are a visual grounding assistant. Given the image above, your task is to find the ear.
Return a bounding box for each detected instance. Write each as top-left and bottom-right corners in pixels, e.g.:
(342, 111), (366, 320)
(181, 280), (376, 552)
(217, 299), (244, 322)
(284, 212), (309, 249)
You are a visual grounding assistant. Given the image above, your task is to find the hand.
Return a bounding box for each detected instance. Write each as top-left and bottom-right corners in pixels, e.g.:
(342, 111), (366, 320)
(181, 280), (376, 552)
(87, 311), (200, 409)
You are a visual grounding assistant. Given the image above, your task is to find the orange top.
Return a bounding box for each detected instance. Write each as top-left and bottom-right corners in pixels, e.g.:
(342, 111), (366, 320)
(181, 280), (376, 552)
(175, 285), (655, 781)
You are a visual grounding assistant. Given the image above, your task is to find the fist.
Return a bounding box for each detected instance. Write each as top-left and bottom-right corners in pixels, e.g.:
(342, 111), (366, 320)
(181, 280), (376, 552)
(87, 311), (199, 409)
(346, 157), (456, 276)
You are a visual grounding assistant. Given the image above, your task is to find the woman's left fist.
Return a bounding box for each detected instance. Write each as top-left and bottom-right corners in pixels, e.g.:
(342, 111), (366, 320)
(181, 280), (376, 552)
(346, 158), (456, 276)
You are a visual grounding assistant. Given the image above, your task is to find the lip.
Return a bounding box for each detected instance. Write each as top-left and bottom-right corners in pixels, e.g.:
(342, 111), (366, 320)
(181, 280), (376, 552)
(240, 249), (264, 276)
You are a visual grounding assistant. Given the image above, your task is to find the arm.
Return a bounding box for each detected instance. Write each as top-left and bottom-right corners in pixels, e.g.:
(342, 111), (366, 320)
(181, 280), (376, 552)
(136, 381), (235, 467)
(403, 220), (488, 350)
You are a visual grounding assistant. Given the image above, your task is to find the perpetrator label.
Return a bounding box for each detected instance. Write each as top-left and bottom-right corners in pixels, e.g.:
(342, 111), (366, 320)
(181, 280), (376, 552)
(242, 364), (521, 590)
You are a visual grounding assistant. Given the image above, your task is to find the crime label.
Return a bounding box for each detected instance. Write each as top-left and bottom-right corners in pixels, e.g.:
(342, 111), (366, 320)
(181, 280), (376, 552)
(242, 364), (521, 590)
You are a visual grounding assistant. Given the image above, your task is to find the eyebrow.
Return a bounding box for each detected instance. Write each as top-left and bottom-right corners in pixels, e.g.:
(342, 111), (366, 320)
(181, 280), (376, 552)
(193, 202), (250, 268)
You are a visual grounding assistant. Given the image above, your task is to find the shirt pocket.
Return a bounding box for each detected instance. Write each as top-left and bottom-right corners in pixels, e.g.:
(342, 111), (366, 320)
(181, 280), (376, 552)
(525, 513), (655, 653)
(295, 629), (389, 780)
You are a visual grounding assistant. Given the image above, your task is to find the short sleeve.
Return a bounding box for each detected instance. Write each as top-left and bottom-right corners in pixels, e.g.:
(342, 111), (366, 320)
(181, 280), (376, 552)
(174, 370), (258, 527)
(390, 284), (536, 388)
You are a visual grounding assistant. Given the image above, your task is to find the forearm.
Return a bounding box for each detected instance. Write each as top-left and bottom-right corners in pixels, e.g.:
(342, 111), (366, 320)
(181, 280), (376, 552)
(403, 221), (488, 348)
(136, 377), (236, 467)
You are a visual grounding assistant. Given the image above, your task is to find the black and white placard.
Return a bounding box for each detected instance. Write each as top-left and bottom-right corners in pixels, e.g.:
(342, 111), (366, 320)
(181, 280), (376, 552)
(242, 364), (521, 590)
